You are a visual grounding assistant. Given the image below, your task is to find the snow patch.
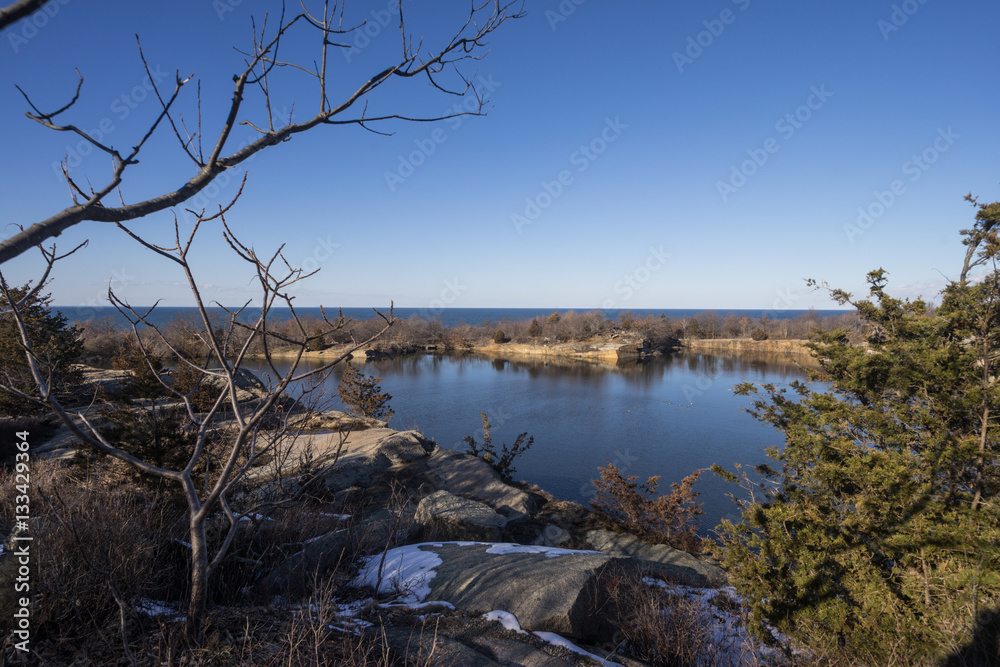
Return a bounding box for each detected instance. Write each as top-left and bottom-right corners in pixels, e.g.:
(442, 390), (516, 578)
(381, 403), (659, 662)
(136, 599), (185, 622)
(485, 543), (602, 558)
(534, 631), (624, 666)
(642, 579), (800, 662)
(352, 545), (442, 603)
(483, 610), (526, 634)
(379, 600), (455, 611)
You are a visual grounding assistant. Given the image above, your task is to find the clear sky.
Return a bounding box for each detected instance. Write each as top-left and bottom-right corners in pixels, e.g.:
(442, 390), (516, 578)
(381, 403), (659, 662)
(1, 0), (998, 312)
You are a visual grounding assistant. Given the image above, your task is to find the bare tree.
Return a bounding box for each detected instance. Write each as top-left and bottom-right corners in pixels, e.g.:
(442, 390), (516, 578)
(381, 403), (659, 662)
(0, 0), (523, 642)
(0, 0), (524, 263)
(0, 200), (394, 638)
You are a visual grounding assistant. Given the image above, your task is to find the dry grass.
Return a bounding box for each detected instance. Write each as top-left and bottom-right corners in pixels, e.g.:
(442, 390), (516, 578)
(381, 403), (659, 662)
(0, 455), (426, 665)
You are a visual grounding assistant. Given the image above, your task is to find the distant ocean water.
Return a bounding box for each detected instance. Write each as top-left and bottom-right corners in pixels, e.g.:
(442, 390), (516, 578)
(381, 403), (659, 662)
(59, 306), (853, 329)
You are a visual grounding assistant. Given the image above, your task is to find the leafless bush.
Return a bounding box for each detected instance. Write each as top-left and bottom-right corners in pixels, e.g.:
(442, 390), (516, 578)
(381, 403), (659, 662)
(463, 412), (534, 483)
(74, 315), (129, 364)
(591, 464), (704, 554)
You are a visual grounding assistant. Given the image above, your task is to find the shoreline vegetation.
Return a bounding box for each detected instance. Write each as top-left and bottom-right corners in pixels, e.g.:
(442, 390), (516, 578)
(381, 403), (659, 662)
(73, 308), (858, 368)
(0, 305), (860, 663)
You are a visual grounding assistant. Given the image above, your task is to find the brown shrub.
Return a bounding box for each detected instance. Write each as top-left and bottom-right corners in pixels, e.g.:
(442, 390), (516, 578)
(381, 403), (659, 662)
(591, 464), (703, 553)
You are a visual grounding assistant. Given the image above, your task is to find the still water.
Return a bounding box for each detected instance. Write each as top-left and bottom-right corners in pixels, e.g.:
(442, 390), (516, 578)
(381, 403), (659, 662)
(253, 351), (817, 534)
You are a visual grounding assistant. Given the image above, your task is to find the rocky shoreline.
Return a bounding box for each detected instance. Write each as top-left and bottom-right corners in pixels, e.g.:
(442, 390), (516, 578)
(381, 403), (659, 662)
(253, 335), (815, 371)
(19, 402), (748, 664)
(245, 417), (733, 663)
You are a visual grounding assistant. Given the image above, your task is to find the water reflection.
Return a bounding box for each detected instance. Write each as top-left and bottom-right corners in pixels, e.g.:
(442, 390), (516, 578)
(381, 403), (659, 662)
(253, 350), (816, 532)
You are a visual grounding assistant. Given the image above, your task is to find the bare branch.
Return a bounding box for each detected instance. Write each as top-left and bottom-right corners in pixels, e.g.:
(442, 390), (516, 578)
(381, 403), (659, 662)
(1, 2), (523, 264)
(0, 0), (47, 31)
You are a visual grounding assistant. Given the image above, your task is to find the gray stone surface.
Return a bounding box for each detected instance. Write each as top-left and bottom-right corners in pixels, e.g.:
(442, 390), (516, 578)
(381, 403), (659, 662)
(420, 542), (637, 642)
(320, 452), (392, 491)
(427, 448), (537, 520)
(377, 430), (436, 464)
(274, 428), (435, 491)
(470, 636), (581, 667)
(532, 525), (571, 548)
(416, 491), (508, 540)
(584, 529), (727, 587)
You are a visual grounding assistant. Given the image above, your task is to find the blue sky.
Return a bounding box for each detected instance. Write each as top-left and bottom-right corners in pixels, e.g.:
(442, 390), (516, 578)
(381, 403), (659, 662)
(1, 0), (997, 313)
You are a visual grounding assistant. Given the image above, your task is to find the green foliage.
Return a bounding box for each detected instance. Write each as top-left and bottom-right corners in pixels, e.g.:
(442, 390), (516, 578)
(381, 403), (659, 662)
(306, 326), (326, 351)
(712, 201), (1000, 665)
(591, 464), (703, 554)
(463, 412), (533, 483)
(111, 338), (166, 400)
(337, 364), (393, 421)
(0, 284), (83, 416)
(98, 404), (196, 487)
(527, 318), (543, 338)
(492, 328), (510, 344)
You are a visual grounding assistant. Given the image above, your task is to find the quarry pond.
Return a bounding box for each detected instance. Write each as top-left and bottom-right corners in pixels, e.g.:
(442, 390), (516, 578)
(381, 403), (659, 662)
(253, 350), (817, 533)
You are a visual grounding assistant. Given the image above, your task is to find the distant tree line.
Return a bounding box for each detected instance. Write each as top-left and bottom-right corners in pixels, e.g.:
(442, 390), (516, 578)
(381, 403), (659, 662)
(70, 308), (862, 366)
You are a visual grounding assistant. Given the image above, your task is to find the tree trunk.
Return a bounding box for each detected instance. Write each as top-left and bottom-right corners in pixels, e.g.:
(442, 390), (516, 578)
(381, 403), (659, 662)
(187, 515), (209, 641)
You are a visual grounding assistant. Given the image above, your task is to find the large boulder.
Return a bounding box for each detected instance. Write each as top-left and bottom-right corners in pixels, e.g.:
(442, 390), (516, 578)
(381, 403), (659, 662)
(357, 542), (638, 642)
(416, 491), (508, 541)
(584, 529), (727, 587)
(377, 430), (436, 464)
(426, 448), (537, 520)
